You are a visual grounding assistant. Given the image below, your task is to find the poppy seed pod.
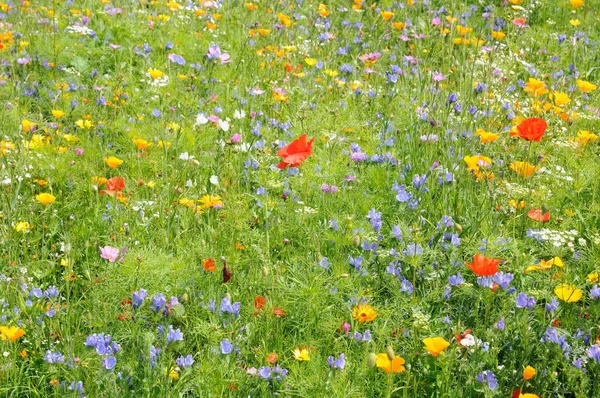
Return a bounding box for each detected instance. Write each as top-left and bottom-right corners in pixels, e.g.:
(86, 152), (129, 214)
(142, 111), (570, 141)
(455, 223), (462, 233)
(352, 236), (361, 247)
(181, 293), (188, 302)
(367, 352), (377, 368)
(262, 266), (270, 277)
(386, 346), (395, 361)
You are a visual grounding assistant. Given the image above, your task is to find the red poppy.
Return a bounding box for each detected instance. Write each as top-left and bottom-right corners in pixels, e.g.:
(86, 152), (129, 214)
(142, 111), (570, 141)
(100, 176), (125, 197)
(465, 254), (501, 276)
(272, 307), (285, 317)
(517, 118), (547, 142)
(266, 352), (278, 363)
(512, 390), (521, 398)
(527, 208), (550, 222)
(254, 295), (267, 316)
(276, 134), (314, 169)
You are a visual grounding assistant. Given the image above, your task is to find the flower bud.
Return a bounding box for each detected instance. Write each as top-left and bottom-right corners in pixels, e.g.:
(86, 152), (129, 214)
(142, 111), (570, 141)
(366, 352), (377, 368)
(352, 236), (361, 247)
(261, 266), (270, 277)
(386, 346), (395, 361)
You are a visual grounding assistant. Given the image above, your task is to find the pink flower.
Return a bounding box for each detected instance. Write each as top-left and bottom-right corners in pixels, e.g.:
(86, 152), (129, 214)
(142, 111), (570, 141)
(99, 246), (127, 263)
(230, 134), (241, 143)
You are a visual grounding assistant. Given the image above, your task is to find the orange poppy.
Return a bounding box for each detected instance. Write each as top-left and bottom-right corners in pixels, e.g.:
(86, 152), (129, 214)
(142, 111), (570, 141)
(203, 258), (216, 272)
(527, 209), (550, 222)
(517, 118), (547, 142)
(99, 176), (125, 197)
(465, 254), (501, 276)
(276, 134), (314, 169)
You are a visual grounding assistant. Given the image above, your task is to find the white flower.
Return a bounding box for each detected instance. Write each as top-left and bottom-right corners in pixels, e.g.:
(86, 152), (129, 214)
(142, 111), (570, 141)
(209, 175), (219, 186)
(218, 119), (230, 131)
(233, 109), (246, 119)
(179, 152), (194, 161)
(195, 113), (209, 125)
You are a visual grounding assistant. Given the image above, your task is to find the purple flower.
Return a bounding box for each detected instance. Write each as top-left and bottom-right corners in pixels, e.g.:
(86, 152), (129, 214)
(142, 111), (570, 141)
(327, 353), (345, 370)
(492, 272), (514, 290)
(149, 346), (160, 367)
(168, 53), (186, 65)
(207, 45), (231, 64)
(476, 370), (498, 390)
(590, 285), (600, 299)
(166, 326), (183, 344)
(103, 356), (117, 370)
(366, 208), (382, 232)
(516, 292), (536, 309)
(494, 317), (505, 331)
(151, 293), (166, 312)
(132, 289), (147, 309)
(545, 297), (559, 312)
(220, 296), (241, 317)
(448, 273), (464, 286)
(587, 344), (600, 363)
(220, 339), (233, 354)
(44, 350), (65, 364)
(176, 354), (194, 368)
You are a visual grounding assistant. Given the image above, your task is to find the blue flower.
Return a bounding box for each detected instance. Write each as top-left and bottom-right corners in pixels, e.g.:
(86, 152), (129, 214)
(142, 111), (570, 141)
(166, 326), (184, 344)
(103, 356), (117, 370)
(515, 292), (536, 309)
(476, 370), (498, 390)
(220, 339), (233, 354)
(132, 288), (147, 309)
(327, 353), (345, 370)
(176, 354), (194, 368)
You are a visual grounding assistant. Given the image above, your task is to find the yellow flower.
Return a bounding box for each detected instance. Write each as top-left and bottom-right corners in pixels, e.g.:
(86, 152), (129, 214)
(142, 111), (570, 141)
(51, 110), (65, 119)
(198, 195), (223, 209)
(519, 394), (539, 398)
(0, 326), (26, 342)
(36, 193), (56, 205)
(587, 272), (599, 284)
(318, 4), (329, 17)
(525, 257), (563, 273)
(393, 22), (406, 30)
(510, 161), (539, 178)
(132, 138), (152, 150)
(524, 78), (548, 97)
(456, 25), (472, 36)
(463, 155), (491, 171)
(523, 365), (536, 380)
(423, 337), (450, 357)
(104, 156), (124, 169)
(552, 92), (571, 107)
(475, 129), (499, 143)
(304, 58), (317, 66)
(575, 130), (599, 146)
(293, 347), (310, 361)
(352, 303), (378, 323)
(491, 31), (506, 40)
(21, 119), (35, 132)
(61, 134), (79, 144)
(375, 354), (406, 373)
(576, 79), (597, 93)
(509, 199), (526, 210)
(147, 68), (164, 79)
(1, 140), (15, 155)
(569, 19), (581, 26)
(554, 284), (582, 303)
(167, 366), (180, 380)
(570, 0), (584, 7)
(13, 221), (32, 232)
(380, 11), (394, 21)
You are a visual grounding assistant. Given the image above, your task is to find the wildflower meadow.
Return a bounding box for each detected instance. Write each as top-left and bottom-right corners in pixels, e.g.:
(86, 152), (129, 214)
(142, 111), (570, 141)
(1, 0), (600, 396)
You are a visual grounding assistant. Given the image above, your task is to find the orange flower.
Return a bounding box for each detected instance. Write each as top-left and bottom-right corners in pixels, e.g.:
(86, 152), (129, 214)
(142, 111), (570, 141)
(352, 304), (378, 323)
(99, 176), (125, 197)
(266, 352), (278, 363)
(254, 295), (267, 316)
(510, 161), (539, 178)
(375, 354), (406, 373)
(465, 254), (501, 276)
(0, 326), (26, 342)
(523, 365), (536, 380)
(527, 209), (550, 222)
(423, 337), (450, 357)
(203, 258), (216, 272)
(276, 134), (314, 169)
(517, 118), (547, 142)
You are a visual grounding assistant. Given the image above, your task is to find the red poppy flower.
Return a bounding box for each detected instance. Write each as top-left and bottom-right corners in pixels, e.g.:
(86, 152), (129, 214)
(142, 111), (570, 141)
(100, 176), (125, 197)
(512, 390), (521, 398)
(527, 208), (550, 222)
(254, 295), (267, 316)
(272, 307), (285, 317)
(276, 134), (314, 169)
(517, 118), (547, 142)
(465, 254), (501, 276)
